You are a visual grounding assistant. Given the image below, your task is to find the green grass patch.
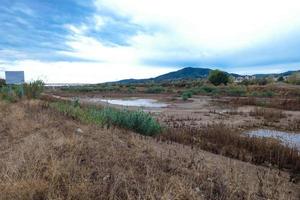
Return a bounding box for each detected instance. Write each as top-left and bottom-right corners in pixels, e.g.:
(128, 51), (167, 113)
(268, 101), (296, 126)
(49, 101), (162, 136)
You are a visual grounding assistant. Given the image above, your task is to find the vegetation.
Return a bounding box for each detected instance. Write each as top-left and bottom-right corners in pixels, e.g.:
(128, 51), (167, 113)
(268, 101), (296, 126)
(181, 90), (193, 101)
(61, 84), (121, 93)
(49, 101), (162, 136)
(0, 80), (44, 102)
(207, 70), (229, 86)
(145, 86), (165, 93)
(2, 101), (297, 199)
(287, 72), (300, 85)
(0, 85), (22, 102)
(229, 96), (300, 111)
(0, 78), (5, 87)
(24, 80), (45, 99)
(159, 123), (300, 174)
(249, 107), (286, 122)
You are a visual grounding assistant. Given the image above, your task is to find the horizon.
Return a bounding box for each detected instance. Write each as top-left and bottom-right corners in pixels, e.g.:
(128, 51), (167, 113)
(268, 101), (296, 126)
(1, 0), (300, 83)
(1, 66), (298, 84)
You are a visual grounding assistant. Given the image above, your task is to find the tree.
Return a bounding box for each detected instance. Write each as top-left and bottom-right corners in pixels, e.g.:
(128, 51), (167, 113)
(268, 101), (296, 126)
(277, 76), (284, 82)
(208, 70), (229, 86)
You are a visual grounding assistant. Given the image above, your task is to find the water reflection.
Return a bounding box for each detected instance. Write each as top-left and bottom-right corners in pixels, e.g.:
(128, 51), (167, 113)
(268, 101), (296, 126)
(246, 129), (300, 150)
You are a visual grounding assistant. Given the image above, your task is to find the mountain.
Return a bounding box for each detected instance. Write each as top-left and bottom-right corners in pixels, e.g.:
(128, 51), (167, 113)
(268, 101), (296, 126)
(155, 67), (211, 81)
(117, 67), (212, 84)
(254, 70), (300, 78)
(114, 67), (300, 84)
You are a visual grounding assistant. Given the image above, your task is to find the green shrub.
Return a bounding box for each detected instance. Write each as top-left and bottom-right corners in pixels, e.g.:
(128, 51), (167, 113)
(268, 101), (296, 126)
(0, 86), (18, 102)
(50, 102), (162, 136)
(181, 90), (193, 101)
(249, 90), (274, 98)
(0, 85), (26, 102)
(24, 80), (44, 99)
(208, 70), (229, 86)
(198, 85), (219, 94)
(225, 86), (247, 97)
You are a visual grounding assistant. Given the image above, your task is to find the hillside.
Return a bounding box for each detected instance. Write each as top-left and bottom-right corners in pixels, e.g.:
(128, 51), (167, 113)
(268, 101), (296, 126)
(117, 67), (213, 84)
(115, 67), (300, 84)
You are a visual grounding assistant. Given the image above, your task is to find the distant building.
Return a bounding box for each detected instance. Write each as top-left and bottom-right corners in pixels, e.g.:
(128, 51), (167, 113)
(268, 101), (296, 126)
(234, 75), (255, 83)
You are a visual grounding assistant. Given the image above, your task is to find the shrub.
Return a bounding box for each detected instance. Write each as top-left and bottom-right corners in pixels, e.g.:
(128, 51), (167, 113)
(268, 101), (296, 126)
(250, 90), (274, 98)
(145, 86), (165, 93)
(277, 76), (284, 82)
(208, 70), (229, 86)
(0, 86), (18, 102)
(225, 86), (247, 97)
(287, 72), (300, 85)
(199, 85), (218, 94)
(24, 80), (44, 99)
(181, 91), (193, 101)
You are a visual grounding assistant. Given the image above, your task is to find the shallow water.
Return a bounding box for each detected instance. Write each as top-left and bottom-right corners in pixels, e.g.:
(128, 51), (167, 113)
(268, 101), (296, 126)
(246, 129), (300, 150)
(81, 98), (168, 108)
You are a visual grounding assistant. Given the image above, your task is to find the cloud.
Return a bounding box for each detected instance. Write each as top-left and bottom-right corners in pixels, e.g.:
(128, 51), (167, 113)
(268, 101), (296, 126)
(1, 0), (300, 83)
(93, 0), (300, 67)
(0, 60), (173, 83)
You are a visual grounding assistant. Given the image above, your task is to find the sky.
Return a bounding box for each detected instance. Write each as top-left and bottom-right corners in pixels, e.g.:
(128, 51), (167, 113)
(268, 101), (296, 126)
(1, 0), (300, 83)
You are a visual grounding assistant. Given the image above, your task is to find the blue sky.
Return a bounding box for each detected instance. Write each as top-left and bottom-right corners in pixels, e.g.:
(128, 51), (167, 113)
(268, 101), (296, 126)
(1, 0), (300, 83)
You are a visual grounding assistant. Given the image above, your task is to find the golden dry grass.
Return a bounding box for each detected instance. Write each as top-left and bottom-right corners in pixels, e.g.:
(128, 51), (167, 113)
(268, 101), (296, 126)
(0, 100), (299, 199)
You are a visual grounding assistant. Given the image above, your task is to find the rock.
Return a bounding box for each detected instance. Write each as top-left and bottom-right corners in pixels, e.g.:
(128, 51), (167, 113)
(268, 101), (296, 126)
(103, 175), (110, 181)
(195, 187), (201, 193)
(75, 128), (83, 134)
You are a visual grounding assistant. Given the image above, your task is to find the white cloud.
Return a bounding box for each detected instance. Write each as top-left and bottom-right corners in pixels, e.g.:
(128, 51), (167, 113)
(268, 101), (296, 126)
(0, 60), (173, 83)
(95, 0), (300, 46)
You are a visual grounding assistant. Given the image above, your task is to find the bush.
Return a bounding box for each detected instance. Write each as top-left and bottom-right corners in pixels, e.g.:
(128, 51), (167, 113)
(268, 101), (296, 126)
(287, 72), (300, 85)
(277, 76), (284, 82)
(250, 90), (274, 98)
(0, 86), (18, 102)
(24, 80), (44, 99)
(225, 86), (247, 97)
(181, 91), (193, 101)
(50, 102), (162, 136)
(145, 86), (165, 93)
(208, 70), (229, 86)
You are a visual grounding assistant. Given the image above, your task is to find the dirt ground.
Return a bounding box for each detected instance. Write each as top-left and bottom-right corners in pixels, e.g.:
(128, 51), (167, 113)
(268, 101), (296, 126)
(0, 100), (299, 199)
(48, 92), (300, 133)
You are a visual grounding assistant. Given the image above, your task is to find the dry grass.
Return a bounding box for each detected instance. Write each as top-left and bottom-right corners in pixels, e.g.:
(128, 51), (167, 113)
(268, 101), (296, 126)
(249, 107), (286, 122)
(159, 123), (300, 176)
(0, 100), (299, 199)
(229, 97), (300, 111)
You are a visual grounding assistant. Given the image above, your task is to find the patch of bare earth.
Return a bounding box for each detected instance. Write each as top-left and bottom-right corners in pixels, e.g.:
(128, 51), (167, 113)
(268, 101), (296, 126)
(0, 100), (299, 199)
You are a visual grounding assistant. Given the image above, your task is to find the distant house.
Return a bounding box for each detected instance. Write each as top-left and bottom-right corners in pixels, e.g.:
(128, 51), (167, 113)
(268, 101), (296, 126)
(234, 75), (255, 83)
